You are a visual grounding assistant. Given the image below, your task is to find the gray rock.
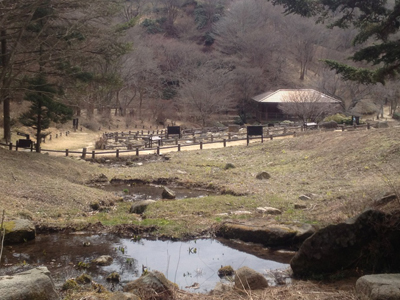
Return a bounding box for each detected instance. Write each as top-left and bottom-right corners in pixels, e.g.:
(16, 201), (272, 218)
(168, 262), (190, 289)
(0, 267), (59, 300)
(256, 207), (282, 215)
(129, 200), (156, 214)
(217, 219), (315, 247)
(92, 255), (113, 266)
(4, 219), (35, 245)
(356, 274), (400, 300)
(123, 270), (177, 300)
(290, 210), (400, 278)
(211, 282), (233, 295)
(256, 172), (271, 180)
(161, 187), (176, 200)
(234, 266), (268, 290)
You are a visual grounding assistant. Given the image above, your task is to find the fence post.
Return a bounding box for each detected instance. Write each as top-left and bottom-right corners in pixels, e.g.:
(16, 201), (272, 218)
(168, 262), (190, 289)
(270, 135), (273, 140)
(116, 149), (119, 158)
(261, 135), (264, 143)
(9, 143), (12, 150)
(157, 146), (160, 155)
(228, 133), (231, 140)
(92, 150), (95, 159)
(193, 137), (196, 143)
(136, 148), (139, 156)
(223, 139), (226, 147)
(66, 149), (69, 157)
(82, 148), (87, 159)
(30, 143), (34, 152)
(342, 126), (345, 132)
(247, 135), (249, 146)
(178, 144), (181, 151)
(115, 132), (118, 142)
(211, 135), (213, 142)
(367, 123), (370, 130)
(200, 142), (203, 150)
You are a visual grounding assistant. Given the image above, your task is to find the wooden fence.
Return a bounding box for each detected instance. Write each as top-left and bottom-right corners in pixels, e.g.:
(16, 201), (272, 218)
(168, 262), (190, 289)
(0, 123), (372, 159)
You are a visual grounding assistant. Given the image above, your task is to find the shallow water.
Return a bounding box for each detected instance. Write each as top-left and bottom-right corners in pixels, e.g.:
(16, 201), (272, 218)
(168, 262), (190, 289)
(102, 183), (212, 200)
(0, 234), (292, 293)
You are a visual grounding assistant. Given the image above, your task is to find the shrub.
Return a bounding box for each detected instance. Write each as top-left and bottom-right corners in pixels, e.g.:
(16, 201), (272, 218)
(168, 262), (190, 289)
(324, 113), (352, 124)
(393, 112), (400, 120)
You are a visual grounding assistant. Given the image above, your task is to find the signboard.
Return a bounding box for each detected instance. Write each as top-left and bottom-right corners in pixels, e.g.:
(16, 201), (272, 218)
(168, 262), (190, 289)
(17, 139), (32, 148)
(247, 126), (263, 136)
(167, 126), (181, 136)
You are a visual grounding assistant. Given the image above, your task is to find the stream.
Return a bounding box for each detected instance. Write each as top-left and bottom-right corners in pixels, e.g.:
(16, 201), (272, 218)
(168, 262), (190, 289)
(0, 234), (293, 293)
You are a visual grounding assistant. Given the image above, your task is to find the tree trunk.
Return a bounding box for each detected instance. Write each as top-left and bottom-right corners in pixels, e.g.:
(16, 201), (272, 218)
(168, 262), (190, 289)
(36, 108), (42, 153)
(1, 30), (11, 143)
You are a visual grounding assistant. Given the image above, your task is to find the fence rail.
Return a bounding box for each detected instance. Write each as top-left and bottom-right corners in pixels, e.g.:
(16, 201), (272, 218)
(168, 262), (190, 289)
(0, 123), (373, 159)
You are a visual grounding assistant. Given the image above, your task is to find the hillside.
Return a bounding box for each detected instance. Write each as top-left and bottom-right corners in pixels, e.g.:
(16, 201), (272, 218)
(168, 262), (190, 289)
(0, 126), (398, 232)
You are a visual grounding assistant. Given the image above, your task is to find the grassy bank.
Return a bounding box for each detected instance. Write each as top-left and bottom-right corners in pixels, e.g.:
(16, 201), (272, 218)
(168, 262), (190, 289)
(0, 127), (399, 238)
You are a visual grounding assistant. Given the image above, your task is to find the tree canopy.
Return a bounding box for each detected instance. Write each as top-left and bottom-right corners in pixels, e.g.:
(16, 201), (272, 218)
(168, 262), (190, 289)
(270, 0), (400, 84)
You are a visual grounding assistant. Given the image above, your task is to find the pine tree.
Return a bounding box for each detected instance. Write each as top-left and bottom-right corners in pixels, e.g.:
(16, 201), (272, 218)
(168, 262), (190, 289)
(19, 74), (72, 152)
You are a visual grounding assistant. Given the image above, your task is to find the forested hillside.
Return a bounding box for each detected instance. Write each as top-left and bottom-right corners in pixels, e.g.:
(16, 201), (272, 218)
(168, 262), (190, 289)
(0, 0), (399, 140)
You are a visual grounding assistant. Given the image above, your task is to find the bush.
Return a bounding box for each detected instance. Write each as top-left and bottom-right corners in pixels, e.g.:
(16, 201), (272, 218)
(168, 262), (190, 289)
(324, 114), (352, 124)
(393, 112), (400, 120)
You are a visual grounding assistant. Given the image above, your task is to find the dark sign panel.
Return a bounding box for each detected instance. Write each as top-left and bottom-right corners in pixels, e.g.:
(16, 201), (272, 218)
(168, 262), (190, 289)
(17, 139), (32, 148)
(167, 126), (181, 135)
(247, 126), (263, 136)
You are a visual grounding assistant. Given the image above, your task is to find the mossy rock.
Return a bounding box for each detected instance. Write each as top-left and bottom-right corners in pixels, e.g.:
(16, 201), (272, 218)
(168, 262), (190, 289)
(62, 279), (79, 291)
(76, 273), (92, 284)
(107, 272), (121, 283)
(218, 265), (234, 277)
(3, 219), (35, 245)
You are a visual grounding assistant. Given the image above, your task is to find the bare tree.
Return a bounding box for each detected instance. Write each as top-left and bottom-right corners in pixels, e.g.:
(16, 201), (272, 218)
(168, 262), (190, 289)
(278, 90), (340, 122)
(179, 69), (234, 127)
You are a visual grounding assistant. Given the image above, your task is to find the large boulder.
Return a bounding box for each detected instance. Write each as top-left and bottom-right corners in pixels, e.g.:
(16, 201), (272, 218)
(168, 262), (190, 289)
(3, 219), (35, 244)
(123, 270), (177, 300)
(0, 267), (59, 300)
(129, 200), (156, 214)
(290, 210), (400, 278)
(234, 266), (268, 291)
(216, 219), (315, 247)
(356, 274), (400, 300)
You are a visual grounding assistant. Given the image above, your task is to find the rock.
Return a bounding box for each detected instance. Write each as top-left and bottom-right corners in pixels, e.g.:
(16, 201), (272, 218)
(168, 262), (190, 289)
(356, 274), (400, 300)
(256, 207), (282, 215)
(256, 172), (271, 180)
(234, 266), (268, 290)
(129, 200), (156, 214)
(92, 255), (113, 266)
(210, 282), (233, 295)
(224, 163), (235, 170)
(290, 210), (400, 278)
(123, 270), (177, 300)
(161, 187), (176, 200)
(107, 272), (121, 283)
(294, 203), (307, 209)
(231, 210), (252, 215)
(216, 219), (315, 247)
(298, 195), (311, 201)
(3, 219), (35, 244)
(218, 265), (234, 277)
(0, 267), (59, 300)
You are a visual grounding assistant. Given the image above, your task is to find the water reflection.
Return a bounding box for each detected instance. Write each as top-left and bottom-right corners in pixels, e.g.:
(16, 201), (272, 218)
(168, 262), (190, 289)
(0, 234), (291, 293)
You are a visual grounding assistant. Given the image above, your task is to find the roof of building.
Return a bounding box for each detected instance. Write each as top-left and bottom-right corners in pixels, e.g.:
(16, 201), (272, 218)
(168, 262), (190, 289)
(252, 89), (342, 103)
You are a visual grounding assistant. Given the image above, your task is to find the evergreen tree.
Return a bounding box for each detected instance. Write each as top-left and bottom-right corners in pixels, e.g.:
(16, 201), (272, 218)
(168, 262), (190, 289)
(19, 74), (72, 152)
(269, 0), (400, 84)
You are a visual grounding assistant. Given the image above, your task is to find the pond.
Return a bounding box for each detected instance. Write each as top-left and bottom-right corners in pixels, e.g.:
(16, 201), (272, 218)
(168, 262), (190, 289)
(0, 234), (293, 293)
